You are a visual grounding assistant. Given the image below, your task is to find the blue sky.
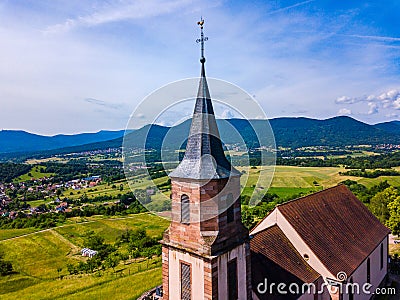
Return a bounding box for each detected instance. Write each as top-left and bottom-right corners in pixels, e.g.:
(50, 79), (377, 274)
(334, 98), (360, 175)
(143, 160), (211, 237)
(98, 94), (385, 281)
(0, 0), (399, 134)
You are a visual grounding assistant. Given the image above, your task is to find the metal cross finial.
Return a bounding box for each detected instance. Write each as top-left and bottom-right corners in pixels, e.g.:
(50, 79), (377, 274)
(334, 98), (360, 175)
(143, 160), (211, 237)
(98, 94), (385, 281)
(196, 17), (208, 64)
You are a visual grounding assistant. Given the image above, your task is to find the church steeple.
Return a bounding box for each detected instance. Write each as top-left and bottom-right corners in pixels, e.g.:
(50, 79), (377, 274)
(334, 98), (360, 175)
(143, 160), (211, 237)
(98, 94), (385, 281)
(169, 18), (241, 180)
(161, 19), (252, 300)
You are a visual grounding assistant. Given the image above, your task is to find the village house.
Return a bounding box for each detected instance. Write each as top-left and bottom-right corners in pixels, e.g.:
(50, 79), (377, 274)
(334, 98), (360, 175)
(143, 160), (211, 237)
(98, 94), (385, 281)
(81, 248), (98, 258)
(55, 201), (69, 212)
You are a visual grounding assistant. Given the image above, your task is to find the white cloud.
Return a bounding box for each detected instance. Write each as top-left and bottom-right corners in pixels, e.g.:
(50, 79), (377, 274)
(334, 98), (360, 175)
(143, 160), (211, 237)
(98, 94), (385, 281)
(367, 102), (378, 115)
(220, 109), (235, 119)
(84, 98), (126, 110)
(44, 0), (204, 34)
(266, 0), (316, 16)
(335, 96), (357, 104)
(335, 89), (400, 116)
(393, 98), (400, 110)
(343, 34), (400, 43)
(338, 108), (352, 115)
(378, 89), (400, 101)
(386, 113), (399, 118)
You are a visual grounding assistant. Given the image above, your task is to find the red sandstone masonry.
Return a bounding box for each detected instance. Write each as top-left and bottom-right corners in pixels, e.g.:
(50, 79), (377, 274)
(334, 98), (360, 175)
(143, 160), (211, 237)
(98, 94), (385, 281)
(162, 176), (250, 299)
(162, 246), (169, 299)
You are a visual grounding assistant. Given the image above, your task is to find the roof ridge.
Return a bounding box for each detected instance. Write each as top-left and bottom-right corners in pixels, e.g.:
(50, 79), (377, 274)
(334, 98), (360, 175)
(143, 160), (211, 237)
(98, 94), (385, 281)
(251, 223), (279, 236)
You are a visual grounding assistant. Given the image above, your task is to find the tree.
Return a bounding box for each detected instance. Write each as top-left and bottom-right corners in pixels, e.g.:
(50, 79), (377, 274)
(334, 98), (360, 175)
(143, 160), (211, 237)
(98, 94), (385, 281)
(119, 252), (129, 265)
(387, 196), (400, 236)
(83, 231), (105, 249)
(67, 263), (76, 275)
(105, 253), (120, 272)
(0, 247), (13, 276)
(369, 186), (399, 223)
(0, 260), (13, 276)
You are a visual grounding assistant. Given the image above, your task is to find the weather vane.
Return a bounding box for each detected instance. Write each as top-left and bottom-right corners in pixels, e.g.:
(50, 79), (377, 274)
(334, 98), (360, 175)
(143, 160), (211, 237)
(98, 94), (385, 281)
(196, 17), (208, 63)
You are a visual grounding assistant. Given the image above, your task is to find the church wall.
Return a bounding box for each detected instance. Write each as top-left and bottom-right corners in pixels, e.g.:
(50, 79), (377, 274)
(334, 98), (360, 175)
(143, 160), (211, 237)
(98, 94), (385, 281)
(342, 236), (388, 300)
(251, 277), (331, 300)
(168, 248), (205, 300)
(217, 243), (250, 300)
(162, 246), (169, 299)
(252, 208), (334, 279)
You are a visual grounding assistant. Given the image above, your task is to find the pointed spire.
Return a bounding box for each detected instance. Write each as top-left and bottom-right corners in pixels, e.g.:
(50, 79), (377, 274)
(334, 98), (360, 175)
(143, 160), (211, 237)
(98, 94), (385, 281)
(169, 19), (241, 180)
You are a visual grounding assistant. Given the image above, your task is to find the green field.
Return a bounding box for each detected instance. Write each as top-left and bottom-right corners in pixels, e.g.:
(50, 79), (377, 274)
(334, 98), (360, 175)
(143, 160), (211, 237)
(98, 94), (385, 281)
(239, 165), (360, 198)
(1, 267), (161, 300)
(53, 214), (169, 245)
(0, 228), (38, 241)
(59, 176), (170, 201)
(0, 213), (169, 299)
(14, 165), (54, 182)
(61, 180), (131, 200)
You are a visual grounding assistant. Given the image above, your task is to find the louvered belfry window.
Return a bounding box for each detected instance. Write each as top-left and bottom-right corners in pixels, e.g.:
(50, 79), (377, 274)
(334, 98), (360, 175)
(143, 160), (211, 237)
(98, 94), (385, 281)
(181, 194), (190, 224)
(181, 262), (191, 300)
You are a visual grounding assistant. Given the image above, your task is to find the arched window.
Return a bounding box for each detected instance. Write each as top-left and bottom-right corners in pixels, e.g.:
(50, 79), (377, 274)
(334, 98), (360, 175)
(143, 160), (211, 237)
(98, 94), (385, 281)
(226, 193), (234, 223)
(367, 258), (370, 283)
(181, 194), (190, 224)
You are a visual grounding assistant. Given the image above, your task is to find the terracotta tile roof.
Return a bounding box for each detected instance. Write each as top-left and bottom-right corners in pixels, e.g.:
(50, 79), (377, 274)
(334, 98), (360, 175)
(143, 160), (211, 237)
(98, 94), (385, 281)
(251, 225), (320, 299)
(277, 184), (390, 277)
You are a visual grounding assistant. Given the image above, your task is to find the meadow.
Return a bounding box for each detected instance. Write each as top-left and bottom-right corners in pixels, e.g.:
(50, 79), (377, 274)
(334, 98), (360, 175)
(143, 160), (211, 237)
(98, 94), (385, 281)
(0, 213), (169, 299)
(14, 165), (54, 182)
(239, 165), (359, 198)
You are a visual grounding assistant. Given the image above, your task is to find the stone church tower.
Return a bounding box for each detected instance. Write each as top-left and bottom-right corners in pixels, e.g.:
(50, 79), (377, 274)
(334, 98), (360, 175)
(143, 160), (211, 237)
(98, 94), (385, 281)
(161, 19), (251, 300)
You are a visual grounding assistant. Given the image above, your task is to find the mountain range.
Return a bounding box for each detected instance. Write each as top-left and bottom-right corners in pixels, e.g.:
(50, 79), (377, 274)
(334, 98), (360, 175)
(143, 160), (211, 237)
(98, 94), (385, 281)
(0, 130), (125, 153)
(1, 116), (400, 158)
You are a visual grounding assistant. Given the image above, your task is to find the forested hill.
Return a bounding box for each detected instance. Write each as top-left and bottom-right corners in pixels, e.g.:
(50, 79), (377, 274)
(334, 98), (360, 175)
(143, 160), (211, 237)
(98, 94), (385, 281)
(0, 130), (126, 153)
(54, 116), (400, 150)
(373, 120), (400, 134)
(269, 116), (399, 147)
(1, 116), (400, 159)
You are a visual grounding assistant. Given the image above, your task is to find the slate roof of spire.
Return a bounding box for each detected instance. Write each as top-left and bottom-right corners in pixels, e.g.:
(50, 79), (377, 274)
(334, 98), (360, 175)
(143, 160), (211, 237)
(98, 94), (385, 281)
(169, 63), (241, 180)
